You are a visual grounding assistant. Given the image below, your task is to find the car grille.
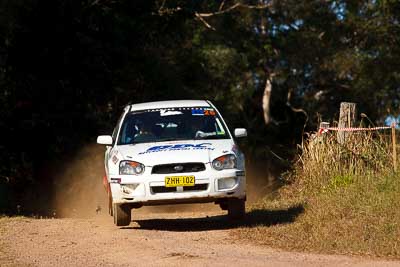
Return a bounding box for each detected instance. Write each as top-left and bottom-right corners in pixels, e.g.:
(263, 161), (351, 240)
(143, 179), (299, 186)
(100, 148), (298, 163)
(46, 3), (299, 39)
(151, 184), (209, 194)
(151, 163), (206, 174)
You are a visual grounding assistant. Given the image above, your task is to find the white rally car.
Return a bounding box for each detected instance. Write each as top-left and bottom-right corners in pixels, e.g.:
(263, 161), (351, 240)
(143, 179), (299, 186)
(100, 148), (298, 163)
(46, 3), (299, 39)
(97, 100), (247, 226)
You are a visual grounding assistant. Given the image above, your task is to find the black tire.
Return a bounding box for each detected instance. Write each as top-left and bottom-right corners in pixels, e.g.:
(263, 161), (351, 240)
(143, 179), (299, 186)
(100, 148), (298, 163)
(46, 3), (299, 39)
(227, 199), (245, 220)
(113, 203), (131, 226)
(219, 202), (228, 210)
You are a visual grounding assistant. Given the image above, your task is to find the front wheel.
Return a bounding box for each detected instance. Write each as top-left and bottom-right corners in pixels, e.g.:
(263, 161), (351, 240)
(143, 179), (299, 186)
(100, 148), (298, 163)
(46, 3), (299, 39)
(113, 203), (131, 226)
(227, 199), (245, 220)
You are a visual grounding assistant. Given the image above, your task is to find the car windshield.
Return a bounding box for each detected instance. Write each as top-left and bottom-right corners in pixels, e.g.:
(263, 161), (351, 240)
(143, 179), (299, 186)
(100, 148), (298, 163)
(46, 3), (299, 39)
(117, 107), (230, 145)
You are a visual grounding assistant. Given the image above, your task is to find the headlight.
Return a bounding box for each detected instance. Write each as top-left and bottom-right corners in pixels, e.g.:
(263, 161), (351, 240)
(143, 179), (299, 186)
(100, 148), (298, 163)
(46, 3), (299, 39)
(212, 154), (237, 171)
(119, 161), (145, 175)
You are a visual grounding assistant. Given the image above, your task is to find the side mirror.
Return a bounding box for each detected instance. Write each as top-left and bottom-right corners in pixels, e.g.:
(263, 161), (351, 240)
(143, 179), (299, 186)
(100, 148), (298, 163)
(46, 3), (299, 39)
(97, 135), (113, 145)
(234, 128), (247, 138)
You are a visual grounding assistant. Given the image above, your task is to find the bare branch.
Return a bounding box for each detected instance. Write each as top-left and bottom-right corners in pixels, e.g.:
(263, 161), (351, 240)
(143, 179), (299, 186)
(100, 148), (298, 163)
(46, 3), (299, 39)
(194, 12), (216, 31)
(219, 0), (227, 11)
(159, 0), (167, 10)
(157, 1), (271, 30)
(158, 6), (182, 16)
(197, 2), (272, 17)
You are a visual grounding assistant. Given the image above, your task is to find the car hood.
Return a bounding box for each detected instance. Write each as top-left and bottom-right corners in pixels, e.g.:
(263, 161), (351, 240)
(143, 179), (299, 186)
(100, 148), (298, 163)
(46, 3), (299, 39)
(116, 139), (235, 166)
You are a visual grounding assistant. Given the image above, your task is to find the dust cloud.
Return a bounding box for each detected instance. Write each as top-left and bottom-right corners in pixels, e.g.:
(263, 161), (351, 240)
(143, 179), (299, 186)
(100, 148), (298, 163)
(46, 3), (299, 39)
(52, 144), (280, 218)
(246, 162), (282, 203)
(53, 144), (107, 218)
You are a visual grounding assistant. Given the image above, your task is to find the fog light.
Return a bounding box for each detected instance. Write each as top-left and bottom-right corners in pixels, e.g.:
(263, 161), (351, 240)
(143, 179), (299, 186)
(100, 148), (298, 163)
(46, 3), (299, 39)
(218, 177), (237, 190)
(121, 183), (140, 194)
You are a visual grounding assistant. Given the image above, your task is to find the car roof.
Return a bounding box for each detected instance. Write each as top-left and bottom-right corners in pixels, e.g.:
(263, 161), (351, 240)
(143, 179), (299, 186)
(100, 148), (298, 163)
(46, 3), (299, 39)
(128, 100), (211, 112)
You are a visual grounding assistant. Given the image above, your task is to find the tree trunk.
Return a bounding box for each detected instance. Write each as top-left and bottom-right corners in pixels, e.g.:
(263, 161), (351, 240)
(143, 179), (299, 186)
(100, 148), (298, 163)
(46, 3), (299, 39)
(337, 102), (357, 144)
(262, 77), (273, 125)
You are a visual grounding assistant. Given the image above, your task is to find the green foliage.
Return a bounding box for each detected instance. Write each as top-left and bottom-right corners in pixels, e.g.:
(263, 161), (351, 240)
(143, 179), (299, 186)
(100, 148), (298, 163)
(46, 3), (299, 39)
(329, 174), (354, 189)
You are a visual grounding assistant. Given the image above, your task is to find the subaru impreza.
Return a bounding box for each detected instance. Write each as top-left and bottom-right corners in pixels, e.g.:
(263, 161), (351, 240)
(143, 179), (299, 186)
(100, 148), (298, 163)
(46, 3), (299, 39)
(97, 100), (247, 226)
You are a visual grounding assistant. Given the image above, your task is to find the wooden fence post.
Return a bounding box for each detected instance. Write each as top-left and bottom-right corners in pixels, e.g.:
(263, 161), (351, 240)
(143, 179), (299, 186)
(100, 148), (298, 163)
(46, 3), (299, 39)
(338, 102), (357, 144)
(392, 124), (397, 172)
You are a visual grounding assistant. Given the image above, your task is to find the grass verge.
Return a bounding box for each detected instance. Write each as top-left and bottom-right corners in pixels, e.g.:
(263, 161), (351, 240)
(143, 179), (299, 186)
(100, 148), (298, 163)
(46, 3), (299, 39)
(236, 131), (400, 259)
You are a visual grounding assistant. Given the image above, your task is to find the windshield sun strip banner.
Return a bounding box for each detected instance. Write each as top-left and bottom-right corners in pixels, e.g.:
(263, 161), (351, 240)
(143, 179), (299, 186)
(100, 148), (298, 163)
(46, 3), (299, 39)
(131, 107), (216, 114)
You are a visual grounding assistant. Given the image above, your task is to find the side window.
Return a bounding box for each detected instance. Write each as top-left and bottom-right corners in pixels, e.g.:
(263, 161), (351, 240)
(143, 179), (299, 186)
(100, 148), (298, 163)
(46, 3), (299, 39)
(119, 118), (137, 145)
(112, 112), (125, 142)
(215, 118), (226, 135)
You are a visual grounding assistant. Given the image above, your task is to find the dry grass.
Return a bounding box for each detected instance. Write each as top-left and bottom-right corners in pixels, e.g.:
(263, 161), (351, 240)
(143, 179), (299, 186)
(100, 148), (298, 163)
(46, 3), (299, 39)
(236, 130), (400, 259)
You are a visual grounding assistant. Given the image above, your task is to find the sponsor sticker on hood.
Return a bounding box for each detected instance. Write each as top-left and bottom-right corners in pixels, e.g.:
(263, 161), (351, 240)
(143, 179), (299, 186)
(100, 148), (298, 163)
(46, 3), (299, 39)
(138, 143), (215, 155)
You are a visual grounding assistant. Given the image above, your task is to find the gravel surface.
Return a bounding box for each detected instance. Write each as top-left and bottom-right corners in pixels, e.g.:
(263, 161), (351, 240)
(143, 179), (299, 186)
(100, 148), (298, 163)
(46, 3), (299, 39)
(1, 206), (399, 267)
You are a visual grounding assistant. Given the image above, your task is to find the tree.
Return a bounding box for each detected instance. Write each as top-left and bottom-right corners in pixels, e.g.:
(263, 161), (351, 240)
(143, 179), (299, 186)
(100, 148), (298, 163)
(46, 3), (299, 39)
(1, 0), (400, 212)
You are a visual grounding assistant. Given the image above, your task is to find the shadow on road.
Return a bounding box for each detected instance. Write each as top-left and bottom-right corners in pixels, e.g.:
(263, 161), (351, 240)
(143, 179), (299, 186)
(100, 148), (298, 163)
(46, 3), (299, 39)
(124, 205), (304, 232)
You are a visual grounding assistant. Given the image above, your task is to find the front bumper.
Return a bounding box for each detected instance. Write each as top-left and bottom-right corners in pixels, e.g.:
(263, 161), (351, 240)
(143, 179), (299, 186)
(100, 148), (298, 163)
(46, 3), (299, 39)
(109, 169), (246, 205)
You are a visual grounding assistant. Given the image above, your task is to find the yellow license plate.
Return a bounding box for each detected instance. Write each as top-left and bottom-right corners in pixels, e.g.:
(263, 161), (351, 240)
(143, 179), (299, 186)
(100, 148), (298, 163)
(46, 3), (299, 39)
(165, 176), (195, 187)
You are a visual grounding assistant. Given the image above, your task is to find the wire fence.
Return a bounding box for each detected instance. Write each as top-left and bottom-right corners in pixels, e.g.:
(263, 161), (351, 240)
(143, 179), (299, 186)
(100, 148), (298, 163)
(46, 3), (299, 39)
(317, 123), (399, 172)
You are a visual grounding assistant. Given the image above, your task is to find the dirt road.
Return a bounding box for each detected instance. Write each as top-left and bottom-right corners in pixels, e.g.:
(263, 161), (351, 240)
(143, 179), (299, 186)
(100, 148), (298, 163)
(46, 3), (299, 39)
(1, 144), (398, 266)
(1, 205), (399, 267)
